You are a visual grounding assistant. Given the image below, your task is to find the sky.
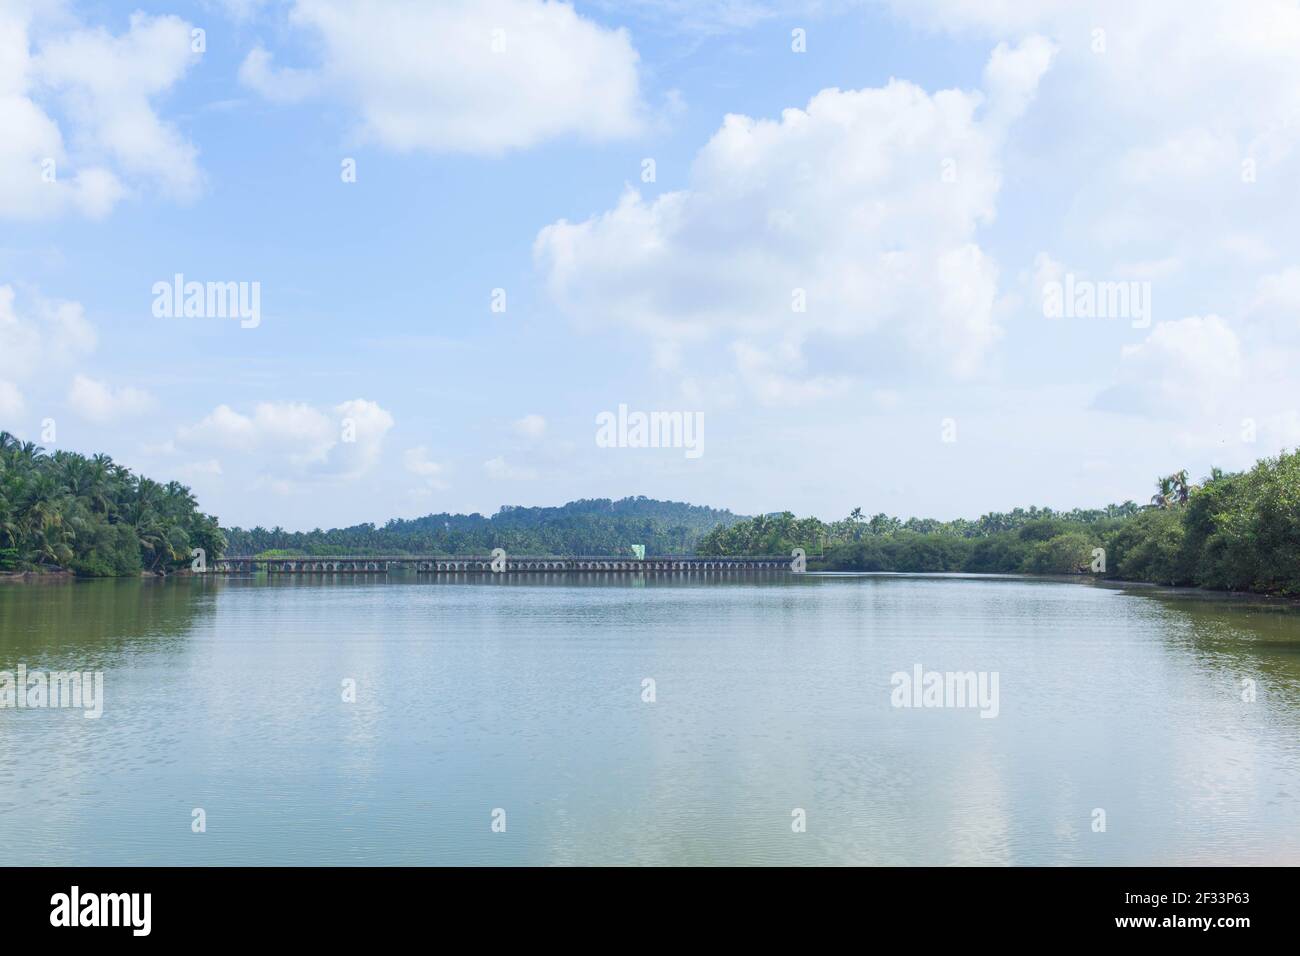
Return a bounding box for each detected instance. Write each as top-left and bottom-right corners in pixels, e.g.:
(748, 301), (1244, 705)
(3, 0), (1299, 530)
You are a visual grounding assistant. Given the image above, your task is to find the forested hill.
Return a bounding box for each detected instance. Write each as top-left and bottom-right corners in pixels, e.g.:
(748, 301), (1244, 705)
(223, 497), (746, 557)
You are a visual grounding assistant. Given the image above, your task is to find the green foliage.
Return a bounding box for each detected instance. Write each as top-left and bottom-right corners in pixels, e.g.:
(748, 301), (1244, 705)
(67, 520), (144, 578)
(0, 432), (224, 577)
(224, 496), (742, 557)
(695, 511), (824, 557)
(1193, 452), (1300, 594)
(1022, 532), (1098, 575)
(705, 450), (1300, 595)
(1106, 508), (1187, 585)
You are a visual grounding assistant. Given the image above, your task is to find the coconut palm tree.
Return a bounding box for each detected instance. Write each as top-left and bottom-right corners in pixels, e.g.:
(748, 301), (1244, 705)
(0, 430), (220, 575)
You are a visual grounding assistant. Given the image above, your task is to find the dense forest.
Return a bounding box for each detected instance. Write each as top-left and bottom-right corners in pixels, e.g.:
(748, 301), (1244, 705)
(699, 450), (1300, 596)
(224, 497), (744, 557)
(0, 432), (225, 576)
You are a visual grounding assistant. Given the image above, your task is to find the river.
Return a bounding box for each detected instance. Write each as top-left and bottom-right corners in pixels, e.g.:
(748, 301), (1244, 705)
(1, 572), (1296, 865)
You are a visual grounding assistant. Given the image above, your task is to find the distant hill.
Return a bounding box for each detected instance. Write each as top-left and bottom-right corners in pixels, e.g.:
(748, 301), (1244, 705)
(222, 496), (746, 557)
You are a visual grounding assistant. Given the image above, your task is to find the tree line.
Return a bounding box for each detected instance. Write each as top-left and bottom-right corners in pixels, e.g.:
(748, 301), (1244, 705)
(0, 432), (225, 576)
(697, 450), (1300, 596)
(224, 496), (743, 558)
(9, 427), (1296, 596)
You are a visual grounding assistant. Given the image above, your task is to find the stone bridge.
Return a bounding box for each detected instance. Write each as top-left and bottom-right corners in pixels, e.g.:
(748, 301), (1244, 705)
(212, 555), (792, 574)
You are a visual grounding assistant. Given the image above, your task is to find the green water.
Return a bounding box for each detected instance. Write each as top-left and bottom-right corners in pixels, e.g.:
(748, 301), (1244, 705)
(0, 572), (1296, 865)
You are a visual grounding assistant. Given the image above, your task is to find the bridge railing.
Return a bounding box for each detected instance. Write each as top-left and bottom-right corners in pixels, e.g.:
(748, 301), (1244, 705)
(211, 554), (794, 572)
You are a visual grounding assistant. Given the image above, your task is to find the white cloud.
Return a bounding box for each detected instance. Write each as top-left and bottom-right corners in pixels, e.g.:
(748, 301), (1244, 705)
(1247, 266), (1300, 344)
(239, 0), (643, 154)
(731, 339), (852, 406)
(887, 1), (1300, 257)
(1099, 316), (1244, 419)
(403, 446), (448, 490)
(1091, 260), (1300, 458)
(0, 285), (96, 381)
(484, 456), (537, 480)
(66, 374), (152, 423)
(0, 380), (24, 420)
(980, 35), (1057, 128)
(512, 413), (546, 439)
(535, 37), (1053, 394)
(1096, 324), (1291, 461)
(179, 398), (394, 480)
(875, 1), (1300, 461)
(333, 399), (395, 476)
(0, 5), (201, 219)
(237, 46), (322, 104)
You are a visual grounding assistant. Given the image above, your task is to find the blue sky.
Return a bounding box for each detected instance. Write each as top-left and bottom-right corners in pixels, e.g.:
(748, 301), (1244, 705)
(4, 1), (1299, 529)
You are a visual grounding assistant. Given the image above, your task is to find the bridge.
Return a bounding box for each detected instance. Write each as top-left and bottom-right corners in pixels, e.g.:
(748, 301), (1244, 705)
(212, 555), (793, 574)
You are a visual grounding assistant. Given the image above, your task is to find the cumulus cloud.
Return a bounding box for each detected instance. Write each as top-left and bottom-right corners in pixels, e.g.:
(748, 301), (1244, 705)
(1098, 316), (1244, 419)
(890, 0), (1300, 80)
(1095, 300), (1299, 457)
(535, 37), (1053, 397)
(179, 398), (394, 480)
(66, 374), (152, 423)
(0, 4), (201, 219)
(238, 0), (643, 154)
(980, 35), (1057, 129)
(888, 1), (1300, 253)
(867, 0), (1300, 463)
(237, 46), (322, 104)
(0, 285), (96, 381)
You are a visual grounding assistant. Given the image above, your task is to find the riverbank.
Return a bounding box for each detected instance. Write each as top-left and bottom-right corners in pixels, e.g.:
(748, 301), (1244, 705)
(0, 568), (74, 582)
(0, 568), (196, 584)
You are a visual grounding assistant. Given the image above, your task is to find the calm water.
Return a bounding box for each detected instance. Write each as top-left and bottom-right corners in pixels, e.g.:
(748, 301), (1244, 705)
(1, 572), (1297, 865)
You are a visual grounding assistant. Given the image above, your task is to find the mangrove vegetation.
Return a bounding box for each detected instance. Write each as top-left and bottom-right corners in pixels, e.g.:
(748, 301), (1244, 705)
(698, 451), (1300, 596)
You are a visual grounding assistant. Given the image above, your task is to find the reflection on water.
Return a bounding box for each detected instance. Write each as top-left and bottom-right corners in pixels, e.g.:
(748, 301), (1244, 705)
(0, 573), (1296, 865)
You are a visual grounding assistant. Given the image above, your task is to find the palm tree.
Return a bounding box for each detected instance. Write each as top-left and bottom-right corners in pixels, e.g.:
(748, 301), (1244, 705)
(0, 431), (217, 575)
(1151, 470), (1195, 508)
